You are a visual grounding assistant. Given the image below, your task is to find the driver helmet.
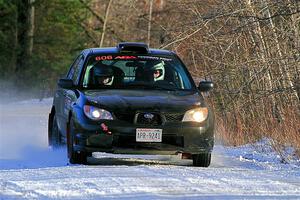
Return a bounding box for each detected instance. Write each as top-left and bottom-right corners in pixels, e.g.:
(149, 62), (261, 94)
(92, 63), (114, 86)
(145, 60), (165, 81)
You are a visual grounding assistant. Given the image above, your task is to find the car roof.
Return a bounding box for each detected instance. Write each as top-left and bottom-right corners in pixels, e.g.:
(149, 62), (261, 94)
(82, 47), (175, 57)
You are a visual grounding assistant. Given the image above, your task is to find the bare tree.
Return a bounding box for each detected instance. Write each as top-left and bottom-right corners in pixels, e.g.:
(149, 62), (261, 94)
(147, 0), (153, 46)
(100, 0), (112, 47)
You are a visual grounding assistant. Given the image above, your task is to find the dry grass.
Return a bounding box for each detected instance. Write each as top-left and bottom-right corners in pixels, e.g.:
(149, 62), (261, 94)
(215, 106), (300, 159)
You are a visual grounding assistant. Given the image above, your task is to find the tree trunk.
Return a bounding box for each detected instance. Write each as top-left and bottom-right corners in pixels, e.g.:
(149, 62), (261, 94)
(245, 0), (282, 122)
(264, 1), (299, 102)
(11, 2), (18, 74)
(27, 0), (35, 57)
(99, 0), (112, 47)
(147, 0), (153, 46)
(288, 0), (300, 101)
(15, 0), (35, 78)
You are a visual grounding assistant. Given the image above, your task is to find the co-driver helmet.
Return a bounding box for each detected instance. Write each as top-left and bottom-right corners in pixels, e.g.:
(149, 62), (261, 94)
(145, 60), (165, 82)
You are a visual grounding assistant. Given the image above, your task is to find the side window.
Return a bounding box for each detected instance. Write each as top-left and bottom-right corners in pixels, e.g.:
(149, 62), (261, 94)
(67, 55), (84, 85)
(67, 56), (80, 79)
(73, 57), (84, 84)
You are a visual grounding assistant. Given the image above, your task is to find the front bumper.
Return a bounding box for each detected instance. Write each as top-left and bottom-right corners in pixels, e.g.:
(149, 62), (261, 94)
(71, 102), (215, 155)
(72, 115), (214, 155)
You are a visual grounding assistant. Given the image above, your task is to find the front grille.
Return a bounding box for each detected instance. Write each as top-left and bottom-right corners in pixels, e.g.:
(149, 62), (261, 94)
(115, 113), (135, 123)
(116, 112), (184, 124)
(136, 113), (162, 125)
(164, 113), (184, 122)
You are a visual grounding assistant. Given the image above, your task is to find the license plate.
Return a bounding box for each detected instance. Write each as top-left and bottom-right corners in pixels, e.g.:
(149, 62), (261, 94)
(136, 128), (162, 142)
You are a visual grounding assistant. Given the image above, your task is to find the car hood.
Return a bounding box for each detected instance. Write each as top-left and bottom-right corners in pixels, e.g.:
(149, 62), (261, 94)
(83, 89), (203, 113)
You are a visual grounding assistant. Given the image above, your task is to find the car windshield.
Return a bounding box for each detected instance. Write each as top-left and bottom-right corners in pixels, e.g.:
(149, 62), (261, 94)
(82, 55), (194, 91)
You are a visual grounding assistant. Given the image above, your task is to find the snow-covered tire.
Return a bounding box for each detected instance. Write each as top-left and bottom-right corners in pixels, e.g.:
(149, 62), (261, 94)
(69, 151), (87, 164)
(192, 153), (211, 167)
(67, 118), (87, 164)
(49, 114), (63, 148)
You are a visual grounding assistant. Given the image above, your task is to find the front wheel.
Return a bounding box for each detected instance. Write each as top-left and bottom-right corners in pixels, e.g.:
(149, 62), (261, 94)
(67, 118), (87, 164)
(192, 153), (211, 167)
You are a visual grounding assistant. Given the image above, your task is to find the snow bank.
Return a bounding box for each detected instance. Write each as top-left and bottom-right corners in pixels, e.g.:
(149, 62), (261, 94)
(212, 139), (300, 171)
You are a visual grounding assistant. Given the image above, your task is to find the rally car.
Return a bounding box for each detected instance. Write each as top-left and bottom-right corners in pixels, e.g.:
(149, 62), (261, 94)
(48, 42), (214, 167)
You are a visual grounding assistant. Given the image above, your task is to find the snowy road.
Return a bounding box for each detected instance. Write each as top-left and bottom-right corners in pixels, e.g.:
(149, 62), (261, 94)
(0, 99), (299, 199)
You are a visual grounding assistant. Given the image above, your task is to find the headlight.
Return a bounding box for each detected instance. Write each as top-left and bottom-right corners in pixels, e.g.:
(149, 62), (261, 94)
(182, 107), (208, 123)
(83, 105), (113, 120)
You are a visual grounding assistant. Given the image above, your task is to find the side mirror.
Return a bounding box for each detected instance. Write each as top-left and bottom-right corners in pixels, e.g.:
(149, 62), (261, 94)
(57, 78), (74, 89)
(198, 81), (213, 92)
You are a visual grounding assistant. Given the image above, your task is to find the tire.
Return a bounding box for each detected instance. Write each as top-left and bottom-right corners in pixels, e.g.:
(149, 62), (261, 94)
(192, 153), (211, 167)
(67, 118), (87, 164)
(49, 114), (63, 148)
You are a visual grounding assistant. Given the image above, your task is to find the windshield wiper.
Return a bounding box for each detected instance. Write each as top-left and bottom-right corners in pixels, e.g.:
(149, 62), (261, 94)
(147, 84), (177, 91)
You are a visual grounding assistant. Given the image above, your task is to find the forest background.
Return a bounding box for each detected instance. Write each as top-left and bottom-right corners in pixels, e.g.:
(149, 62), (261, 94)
(0, 0), (299, 159)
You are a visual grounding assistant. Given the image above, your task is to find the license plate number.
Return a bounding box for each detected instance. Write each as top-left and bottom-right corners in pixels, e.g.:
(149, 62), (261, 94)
(136, 128), (162, 142)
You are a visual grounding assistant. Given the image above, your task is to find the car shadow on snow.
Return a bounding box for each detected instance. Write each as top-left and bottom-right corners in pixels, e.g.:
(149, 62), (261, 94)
(1, 148), (227, 169)
(0, 148), (195, 169)
(86, 153), (193, 166)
